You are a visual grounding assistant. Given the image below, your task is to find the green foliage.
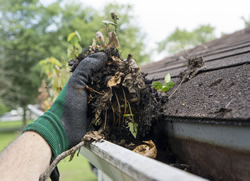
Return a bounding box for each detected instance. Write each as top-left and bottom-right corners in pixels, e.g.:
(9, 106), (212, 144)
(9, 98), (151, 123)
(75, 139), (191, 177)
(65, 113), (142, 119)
(241, 15), (250, 28)
(164, 72), (171, 83)
(67, 31), (82, 59)
(93, 13), (120, 50)
(68, 31), (82, 42)
(125, 101), (138, 138)
(39, 57), (63, 77)
(38, 57), (70, 110)
(123, 114), (134, 117)
(158, 24), (216, 54)
(102, 20), (116, 26)
(127, 122), (138, 138)
(0, 100), (9, 116)
(0, 0), (47, 111)
(103, 4), (150, 65)
(102, 12), (119, 32)
(152, 73), (175, 92)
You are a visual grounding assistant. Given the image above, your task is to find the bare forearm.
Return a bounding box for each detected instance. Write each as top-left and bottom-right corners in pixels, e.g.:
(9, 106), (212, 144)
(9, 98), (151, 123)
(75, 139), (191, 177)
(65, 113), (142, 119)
(0, 131), (52, 181)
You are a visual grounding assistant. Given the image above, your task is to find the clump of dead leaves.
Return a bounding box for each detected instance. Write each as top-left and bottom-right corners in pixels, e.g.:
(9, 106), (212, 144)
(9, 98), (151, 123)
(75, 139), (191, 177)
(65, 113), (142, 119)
(69, 13), (165, 159)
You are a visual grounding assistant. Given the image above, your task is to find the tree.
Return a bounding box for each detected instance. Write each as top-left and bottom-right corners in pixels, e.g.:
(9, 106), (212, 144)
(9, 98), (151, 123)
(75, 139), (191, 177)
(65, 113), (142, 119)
(158, 24), (216, 54)
(241, 15), (250, 28)
(0, 0), (149, 125)
(0, 99), (9, 116)
(0, 0), (53, 125)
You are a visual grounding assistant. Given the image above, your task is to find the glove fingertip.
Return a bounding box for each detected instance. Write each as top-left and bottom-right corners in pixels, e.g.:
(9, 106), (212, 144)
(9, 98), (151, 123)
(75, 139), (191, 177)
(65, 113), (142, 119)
(79, 52), (107, 73)
(89, 52), (108, 63)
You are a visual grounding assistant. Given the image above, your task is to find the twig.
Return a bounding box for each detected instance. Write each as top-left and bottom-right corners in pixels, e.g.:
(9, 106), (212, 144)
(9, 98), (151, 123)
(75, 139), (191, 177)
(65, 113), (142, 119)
(225, 99), (233, 108)
(103, 25), (107, 48)
(39, 141), (85, 181)
(104, 109), (107, 130)
(180, 43), (190, 57)
(168, 78), (185, 99)
(69, 151), (76, 162)
(85, 85), (104, 95)
(111, 104), (116, 126)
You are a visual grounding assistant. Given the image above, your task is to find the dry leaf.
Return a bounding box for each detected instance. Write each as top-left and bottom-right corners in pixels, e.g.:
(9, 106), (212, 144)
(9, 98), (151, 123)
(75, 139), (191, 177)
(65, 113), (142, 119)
(83, 131), (105, 142)
(111, 56), (122, 63)
(119, 139), (126, 145)
(122, 58), (146, 94)
(107, 72), (124, 87)
(122, 72), (146, 94)
(96, 31), (106, 48)
(133, 140), (157, 159)
(92, 39), (97, 47)
(122, 74), (135, 93)
(128, 142), (135, 147)
(127, 58), (139, 71)
(87, 39), (101, 55)
(107, 31), (120, 49)
(107, 56), (123, 65)
(96, 31), (104, 42)
(91, 89), (113, 126)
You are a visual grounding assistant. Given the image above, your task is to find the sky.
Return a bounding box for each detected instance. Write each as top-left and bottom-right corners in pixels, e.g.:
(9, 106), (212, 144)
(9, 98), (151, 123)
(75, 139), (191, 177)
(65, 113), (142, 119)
(80, 0), (250, 61)
(50, 0), (248, 61)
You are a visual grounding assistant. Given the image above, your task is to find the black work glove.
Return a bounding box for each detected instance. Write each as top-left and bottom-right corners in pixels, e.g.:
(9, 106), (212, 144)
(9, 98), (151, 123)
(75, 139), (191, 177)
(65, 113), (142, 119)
(24, 52), (107, 180)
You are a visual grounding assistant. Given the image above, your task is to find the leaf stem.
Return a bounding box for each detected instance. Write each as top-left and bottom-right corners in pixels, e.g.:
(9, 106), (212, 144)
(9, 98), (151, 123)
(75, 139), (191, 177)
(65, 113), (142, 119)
(122, 87), (127, 123)
(114, 90), (121, 128)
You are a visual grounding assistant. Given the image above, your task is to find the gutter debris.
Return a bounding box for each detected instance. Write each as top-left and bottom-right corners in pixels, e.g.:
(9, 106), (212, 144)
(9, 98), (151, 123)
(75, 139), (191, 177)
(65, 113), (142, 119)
(70, 47), (165, 158)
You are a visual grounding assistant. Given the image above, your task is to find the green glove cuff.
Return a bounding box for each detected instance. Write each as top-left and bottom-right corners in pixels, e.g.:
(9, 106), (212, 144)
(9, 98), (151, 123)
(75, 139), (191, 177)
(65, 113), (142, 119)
(23, 85), (69, 158)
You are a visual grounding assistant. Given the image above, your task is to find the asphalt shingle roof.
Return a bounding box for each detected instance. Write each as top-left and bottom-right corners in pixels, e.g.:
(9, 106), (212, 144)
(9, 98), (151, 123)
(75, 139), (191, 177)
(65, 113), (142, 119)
(142, 27), (250, 120)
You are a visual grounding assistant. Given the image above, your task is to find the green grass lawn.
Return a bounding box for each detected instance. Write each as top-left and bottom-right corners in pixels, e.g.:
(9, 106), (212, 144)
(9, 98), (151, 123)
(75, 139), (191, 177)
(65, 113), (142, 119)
(0, 120), (97, 181)
(0, 120), (33, 128)
(58, 155), (97, 181)
(0, 131), (19, 151)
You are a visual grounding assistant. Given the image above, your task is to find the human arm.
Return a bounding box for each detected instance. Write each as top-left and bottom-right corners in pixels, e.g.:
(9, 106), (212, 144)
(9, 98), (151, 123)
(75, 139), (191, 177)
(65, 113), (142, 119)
(0, 52), (107, 181)
(0, 131), (51, 181)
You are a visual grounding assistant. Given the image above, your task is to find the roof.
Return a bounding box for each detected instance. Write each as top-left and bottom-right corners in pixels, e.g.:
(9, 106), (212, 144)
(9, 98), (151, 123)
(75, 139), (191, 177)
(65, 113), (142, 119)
(142, 27), (250, 120)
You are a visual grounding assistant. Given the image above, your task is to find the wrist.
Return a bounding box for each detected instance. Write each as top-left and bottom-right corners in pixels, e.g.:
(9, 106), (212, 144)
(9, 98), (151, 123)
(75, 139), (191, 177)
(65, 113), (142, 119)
(23, 111), (69, 158)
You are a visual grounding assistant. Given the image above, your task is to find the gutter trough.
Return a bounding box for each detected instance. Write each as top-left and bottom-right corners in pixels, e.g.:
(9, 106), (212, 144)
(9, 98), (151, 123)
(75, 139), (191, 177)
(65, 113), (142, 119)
(162, 117), (250, 181)
(80, 116), (250, 181)
(80, 140), (207, 181)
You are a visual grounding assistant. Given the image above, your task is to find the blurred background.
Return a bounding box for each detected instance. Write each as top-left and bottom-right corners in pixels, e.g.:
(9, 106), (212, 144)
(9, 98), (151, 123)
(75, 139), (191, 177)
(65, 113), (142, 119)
(0, 0), (249, 180)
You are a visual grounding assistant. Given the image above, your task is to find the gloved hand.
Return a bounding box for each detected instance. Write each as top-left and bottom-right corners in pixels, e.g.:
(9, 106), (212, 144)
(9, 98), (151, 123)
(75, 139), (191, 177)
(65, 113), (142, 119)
(24, 52), (107, 180)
